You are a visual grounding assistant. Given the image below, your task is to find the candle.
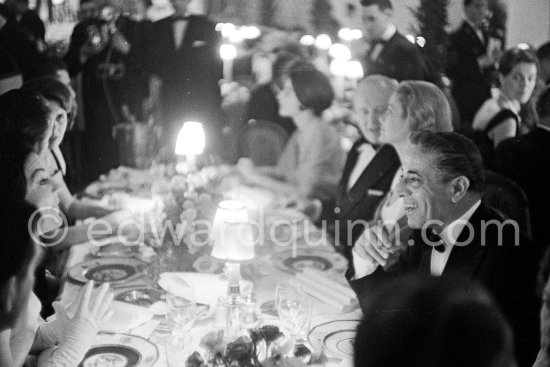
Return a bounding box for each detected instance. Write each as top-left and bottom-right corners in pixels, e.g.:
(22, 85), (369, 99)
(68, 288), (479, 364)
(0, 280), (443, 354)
(220, 44), (237, 82)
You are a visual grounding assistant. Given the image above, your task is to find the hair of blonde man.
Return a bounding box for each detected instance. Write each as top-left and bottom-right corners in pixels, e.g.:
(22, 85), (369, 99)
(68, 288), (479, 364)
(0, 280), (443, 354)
(395, 80), (454, 133)
(356, 75), (399, 103)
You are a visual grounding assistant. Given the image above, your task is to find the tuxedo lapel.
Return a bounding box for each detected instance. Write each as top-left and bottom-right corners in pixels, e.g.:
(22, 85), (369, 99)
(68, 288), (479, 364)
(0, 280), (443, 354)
(441, 204), (489, 280)
(463, 22), (486, 51)
(338, 138), (364, 196)
(339, 144), (399, 216)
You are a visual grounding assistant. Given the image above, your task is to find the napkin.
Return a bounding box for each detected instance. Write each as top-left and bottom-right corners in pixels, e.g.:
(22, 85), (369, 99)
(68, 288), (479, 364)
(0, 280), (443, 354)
(100, 301), (154, 333)
(158, 272), (253, 307)
(295, 269), (358, 312)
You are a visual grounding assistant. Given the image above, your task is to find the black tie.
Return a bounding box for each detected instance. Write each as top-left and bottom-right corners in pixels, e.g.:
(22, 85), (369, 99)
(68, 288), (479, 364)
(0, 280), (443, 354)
(426, 229), (446, 253)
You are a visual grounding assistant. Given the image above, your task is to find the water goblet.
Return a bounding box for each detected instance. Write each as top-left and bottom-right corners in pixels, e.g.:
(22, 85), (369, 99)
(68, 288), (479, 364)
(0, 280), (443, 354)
(275, 280), (311, 348)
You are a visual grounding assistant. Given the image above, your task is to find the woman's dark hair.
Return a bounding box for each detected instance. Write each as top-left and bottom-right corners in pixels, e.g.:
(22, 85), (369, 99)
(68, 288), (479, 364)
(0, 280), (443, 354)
(355, 275), (513, 367)
(272, 52), (302, 91)
(0, 196), (39, 285)
(23, 76), (72, 113)
(0, 89), (51, 151)
(498, 47), (539, 76)
(285, 60), (334, 116)
(0, 140), (32, 201)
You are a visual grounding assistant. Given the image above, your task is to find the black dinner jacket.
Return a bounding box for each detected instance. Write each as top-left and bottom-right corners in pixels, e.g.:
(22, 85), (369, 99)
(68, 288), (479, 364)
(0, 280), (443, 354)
(320, 142), (400, 259)
(364, 30), (428, 82)
(347, 202), (541, 367)
(494, 127), (550, 247)
(149, 14), (223, 126)
(447, 21), (493, 124)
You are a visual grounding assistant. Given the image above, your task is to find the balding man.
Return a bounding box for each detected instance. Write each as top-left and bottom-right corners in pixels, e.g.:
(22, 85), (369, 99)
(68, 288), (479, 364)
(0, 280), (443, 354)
(297, 75), (400, 259)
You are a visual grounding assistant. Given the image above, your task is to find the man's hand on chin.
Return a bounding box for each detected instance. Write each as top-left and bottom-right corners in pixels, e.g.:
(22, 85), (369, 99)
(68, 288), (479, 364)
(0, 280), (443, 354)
(352, 224), (402, 279)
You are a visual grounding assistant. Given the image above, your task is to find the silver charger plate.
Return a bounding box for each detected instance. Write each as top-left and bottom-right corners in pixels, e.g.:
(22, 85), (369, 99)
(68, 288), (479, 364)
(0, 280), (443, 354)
(68, 258), (148, 285)
(115, 288), (163, 307)
(307, 320), (360, 360)
(79, 332), (158, 367)
(90, 241), (143, 258)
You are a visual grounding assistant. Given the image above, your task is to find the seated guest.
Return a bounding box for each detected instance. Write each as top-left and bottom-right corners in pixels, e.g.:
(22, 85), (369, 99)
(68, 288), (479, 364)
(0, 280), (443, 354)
(0, 143), (114, 367)
(348, 131), (540, 366)
(472, 47), (538, 165)
(245, 51), (302, 136)
(494, 85), (550, 248)
(350, 81), (453, 263)
(23, 78), (129, 248)
(355, 275), (516, 367)
(0, 197), (43, 367)
(537, 42), (550, 86)
(237, 60), (345, 200)
(0, 89), (138, 250)
(293, 75), (400, 259)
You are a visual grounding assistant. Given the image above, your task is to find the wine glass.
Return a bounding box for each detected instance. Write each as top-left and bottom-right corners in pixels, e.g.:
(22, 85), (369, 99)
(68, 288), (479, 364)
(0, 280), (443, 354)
(166, 287), (196, 335)
(275, 280), (311, 346)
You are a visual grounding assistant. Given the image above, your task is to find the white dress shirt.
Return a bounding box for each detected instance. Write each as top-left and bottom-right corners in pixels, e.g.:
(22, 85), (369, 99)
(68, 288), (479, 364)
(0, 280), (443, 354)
(430, 200), (482, 276)
(347, 143), (377, 191)
(369, 24), (396, 61)
(173, 19), (188, 50)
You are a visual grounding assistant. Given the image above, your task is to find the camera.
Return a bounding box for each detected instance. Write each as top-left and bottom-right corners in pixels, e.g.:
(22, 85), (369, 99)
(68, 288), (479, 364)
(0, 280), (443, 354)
(86, 5), (119, 48)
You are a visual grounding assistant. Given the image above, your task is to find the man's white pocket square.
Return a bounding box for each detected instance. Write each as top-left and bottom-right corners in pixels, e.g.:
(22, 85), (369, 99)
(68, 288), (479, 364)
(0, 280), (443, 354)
(367, 189), (384, 197)
(192, 40), (206, 47)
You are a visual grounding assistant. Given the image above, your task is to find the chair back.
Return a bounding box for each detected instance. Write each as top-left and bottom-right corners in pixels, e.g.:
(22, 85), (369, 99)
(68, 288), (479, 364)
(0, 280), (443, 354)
(240, 119), (289, 166)
(483, 170), (532, 238)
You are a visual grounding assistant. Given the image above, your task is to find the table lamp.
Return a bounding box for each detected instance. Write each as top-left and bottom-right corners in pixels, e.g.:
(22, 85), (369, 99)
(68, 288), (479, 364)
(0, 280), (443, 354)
(174, 121), (205, 172)
(210, 200), (254, 339)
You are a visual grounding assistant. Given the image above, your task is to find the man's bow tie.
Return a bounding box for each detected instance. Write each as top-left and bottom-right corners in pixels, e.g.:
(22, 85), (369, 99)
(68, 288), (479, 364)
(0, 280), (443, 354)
(426, 229), (446, 253)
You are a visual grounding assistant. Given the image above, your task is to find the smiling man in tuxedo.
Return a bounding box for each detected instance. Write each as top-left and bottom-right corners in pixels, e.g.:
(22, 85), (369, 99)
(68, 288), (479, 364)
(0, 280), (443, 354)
(361, 0), (427, 81)
(348, 131), (540, 367)
(149, 0), (223, 155)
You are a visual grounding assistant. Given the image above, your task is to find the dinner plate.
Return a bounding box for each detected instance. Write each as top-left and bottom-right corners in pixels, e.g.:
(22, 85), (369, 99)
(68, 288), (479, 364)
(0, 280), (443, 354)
(307, 320), (360, 360)
(68, 258), (148, 285)
(90, 241), (143, 258)
(271, 248), (348, 275)
(79, 333), (158, 367)
(115, 288), (163, 307)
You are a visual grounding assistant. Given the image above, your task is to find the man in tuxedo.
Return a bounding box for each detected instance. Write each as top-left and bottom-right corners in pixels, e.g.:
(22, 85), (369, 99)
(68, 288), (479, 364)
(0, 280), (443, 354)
(494, 85), (550, 248)
(447, 0), (501, 128)
(149, 0), (223, 155)
(348, 131), (540, 367)
(296, 75), (400, 259)
(537, 42), (550, 86)
(360, 0), (427, 82)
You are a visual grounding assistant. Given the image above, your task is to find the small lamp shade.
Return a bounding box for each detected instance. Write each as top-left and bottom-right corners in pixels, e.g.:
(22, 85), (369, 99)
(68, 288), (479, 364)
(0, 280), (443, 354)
(211, 200), (254, 262)
(175, 121), (205, 156)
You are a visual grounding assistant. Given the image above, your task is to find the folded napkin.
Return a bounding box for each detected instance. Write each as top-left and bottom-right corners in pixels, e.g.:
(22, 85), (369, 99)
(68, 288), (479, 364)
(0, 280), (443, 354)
(295, 269), (358, 312)
(158, 272), (253, 308)
(100, 301), (154, 333)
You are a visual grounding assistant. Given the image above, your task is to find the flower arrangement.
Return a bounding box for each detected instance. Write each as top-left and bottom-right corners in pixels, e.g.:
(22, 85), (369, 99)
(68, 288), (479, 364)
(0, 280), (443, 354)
(186, 326), (308, 367)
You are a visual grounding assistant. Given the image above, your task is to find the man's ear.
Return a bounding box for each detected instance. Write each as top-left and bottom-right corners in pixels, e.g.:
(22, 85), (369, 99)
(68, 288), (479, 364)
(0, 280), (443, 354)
(450, 175), (470, 203)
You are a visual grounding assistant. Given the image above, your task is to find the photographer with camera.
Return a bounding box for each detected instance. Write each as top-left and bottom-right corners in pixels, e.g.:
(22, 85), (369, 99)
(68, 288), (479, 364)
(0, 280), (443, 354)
(65, 0), (151, 185)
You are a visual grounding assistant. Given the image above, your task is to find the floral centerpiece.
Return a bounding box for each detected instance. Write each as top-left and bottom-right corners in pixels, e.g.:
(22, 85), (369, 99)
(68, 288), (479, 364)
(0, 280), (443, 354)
(186, 326), (309, 367)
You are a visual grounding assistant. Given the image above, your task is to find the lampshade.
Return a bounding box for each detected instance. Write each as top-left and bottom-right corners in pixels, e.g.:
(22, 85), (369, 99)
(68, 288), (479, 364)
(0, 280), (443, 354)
(210, 200), (254, 262)
(220, 44), (237, 60)
(174, 121), (205, 156)
(345, 60), (364, 80)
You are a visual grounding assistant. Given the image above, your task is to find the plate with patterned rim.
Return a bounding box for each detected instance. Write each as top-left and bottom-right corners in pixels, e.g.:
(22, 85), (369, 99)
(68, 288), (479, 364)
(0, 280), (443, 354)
(307, 320), (360, 360)
(271, 248), (348, 275)
(68, 258), (148, 285)
(79, 332), (158, 367)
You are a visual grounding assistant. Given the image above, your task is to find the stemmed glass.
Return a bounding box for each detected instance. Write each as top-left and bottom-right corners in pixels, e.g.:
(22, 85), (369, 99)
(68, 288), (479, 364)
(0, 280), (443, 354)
(275, 280), (311, 348)
(166, 286), (196, 334)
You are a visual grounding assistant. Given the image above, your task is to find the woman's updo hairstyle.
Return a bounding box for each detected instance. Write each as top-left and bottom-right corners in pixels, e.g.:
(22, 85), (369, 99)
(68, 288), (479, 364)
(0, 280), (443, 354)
(285, 60), (334, 116)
